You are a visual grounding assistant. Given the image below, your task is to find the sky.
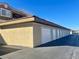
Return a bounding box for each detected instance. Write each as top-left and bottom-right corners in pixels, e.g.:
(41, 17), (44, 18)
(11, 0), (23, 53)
(0, 0), (79, 30)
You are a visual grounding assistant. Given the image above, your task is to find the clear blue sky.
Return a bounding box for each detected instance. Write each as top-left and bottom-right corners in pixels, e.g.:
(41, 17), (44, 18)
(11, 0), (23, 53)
(0, 0), (79, 30)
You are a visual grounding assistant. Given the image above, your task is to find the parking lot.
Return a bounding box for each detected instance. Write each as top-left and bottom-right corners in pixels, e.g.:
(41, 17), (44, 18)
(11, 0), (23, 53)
(0, 46), (20, 56)
(0, 34), (79, 59)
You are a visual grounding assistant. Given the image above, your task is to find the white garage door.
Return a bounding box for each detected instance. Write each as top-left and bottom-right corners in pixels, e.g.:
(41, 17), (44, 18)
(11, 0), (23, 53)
(41, 27), (51, 44)
(57, 29), (60, 39)
(52, 29), (56, 40)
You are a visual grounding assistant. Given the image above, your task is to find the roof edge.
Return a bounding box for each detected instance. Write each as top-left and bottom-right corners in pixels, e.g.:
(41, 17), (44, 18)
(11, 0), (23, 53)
(0, 17), (34, 26)
(33, 16), (71, 30)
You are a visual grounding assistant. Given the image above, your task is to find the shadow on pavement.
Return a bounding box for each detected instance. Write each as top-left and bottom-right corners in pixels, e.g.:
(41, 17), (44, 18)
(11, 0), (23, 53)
(37, 35), (79, 47)
(0, 46), (20, 56)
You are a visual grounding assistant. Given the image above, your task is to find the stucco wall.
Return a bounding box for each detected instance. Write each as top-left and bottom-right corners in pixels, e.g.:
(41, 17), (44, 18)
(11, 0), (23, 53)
(33, 23), (55, 46)
(0, 22), (70, 47)
(33, 23), (41, 47)
(0, 28), (6, 45)
(33, 23), (70, 46)
(0, 23), (34, 48)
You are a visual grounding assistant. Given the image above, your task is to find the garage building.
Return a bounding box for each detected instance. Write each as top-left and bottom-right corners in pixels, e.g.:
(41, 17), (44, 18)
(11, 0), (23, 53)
(0, 3), (71, 48)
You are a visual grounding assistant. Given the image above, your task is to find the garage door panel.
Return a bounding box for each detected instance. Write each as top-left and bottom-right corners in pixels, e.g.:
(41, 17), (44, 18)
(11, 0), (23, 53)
(41, 27), (51, 44)
(52, 29), (56, 40)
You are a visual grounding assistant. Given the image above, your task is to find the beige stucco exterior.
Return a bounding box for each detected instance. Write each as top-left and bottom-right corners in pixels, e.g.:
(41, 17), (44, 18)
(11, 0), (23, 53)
(0, 17), (71, 48)
(33, 23), (41, 47)
(1, 27), (33, 47)
(0, 4), (71, 48)
(0, 18), (35, 48)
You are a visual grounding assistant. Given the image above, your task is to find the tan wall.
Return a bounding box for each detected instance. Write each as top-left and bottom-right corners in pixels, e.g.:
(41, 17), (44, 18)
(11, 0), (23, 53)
(0, 22), (70, 47)
(0, 23), (34, 48)
(33, 23), (41, 47)
(0, 28), (5, 44)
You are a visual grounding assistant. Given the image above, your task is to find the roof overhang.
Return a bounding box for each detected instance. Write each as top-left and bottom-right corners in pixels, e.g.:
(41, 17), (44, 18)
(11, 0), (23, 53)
(0, 16), (71, 30)
(0, 17), (34, 26)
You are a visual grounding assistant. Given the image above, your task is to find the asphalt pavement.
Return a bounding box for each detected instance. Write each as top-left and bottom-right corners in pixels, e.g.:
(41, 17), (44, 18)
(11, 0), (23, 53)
(1, 34), (79, 59)
(1, 46), (79, 59)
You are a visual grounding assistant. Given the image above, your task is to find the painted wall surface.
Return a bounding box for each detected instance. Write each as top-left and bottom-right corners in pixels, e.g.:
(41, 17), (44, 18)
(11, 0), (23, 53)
(33, 23), (41, 47)
(0, 22), (70, 48)
(0, 23), (34, 48)
(41, 27), (51, 44)
(33, 23), (70, 46)
(0, 28), (5, 44)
